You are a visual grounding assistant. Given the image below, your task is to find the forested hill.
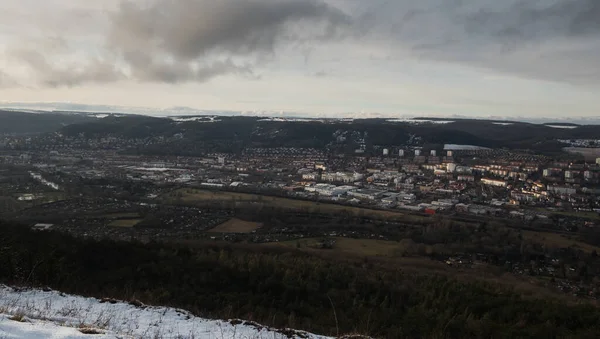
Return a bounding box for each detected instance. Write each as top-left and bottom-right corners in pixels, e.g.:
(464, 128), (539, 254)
(4, 110), (600, 153)
(0, 110), (95, 134)
(57, 114), (600, 152)
(1, 221), (599, 338)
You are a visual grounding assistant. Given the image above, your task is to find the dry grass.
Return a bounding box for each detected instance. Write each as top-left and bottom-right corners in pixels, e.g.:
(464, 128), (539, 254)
(262, 238), (587, 305)
(78, 326), (106, 335)
(274, 237), (403, 257)
(208, 218), (263, 233)
(168, 189), (422, 222)
(108, 219), (142, 228)
(8, 312), (26, 322)
(522, 230), (600, 254)
(531, 207), (600, 220)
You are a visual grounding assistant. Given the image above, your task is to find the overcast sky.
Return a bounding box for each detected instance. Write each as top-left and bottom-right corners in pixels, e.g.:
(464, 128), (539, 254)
(0, 0), (599, 118)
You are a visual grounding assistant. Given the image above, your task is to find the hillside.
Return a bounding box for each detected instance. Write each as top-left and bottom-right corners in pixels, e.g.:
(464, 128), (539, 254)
(0, 110), (95, 135)
(54, 115), (600, 152)
(2, 222), (600, 338)
(3, 110), (600, 154)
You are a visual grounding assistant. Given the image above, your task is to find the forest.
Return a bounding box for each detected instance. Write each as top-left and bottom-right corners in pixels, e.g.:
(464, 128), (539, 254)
(1, 221), (599, 338)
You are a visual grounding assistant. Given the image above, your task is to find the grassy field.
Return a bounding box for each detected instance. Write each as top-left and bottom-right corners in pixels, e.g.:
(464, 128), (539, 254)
(167, 188), (425, 222)
(551, 210), (600, 220)
(108, 219), (142, 228)
(101, 212), (141, 219)
(522, 230), (600, 254)
(531, 207), (600, 220)
(208, 218), (262, 233)
(272, 237), (405, 257)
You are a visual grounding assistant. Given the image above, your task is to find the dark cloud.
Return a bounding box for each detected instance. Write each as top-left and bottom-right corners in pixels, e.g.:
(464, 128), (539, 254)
(5, 0), (350, 87)
(359, 0), (600, 84)
(459, 0), (600, 42)
(3, 0), (599, 87)
(107, 0), (350, 83)
(111, 0), (349, 57)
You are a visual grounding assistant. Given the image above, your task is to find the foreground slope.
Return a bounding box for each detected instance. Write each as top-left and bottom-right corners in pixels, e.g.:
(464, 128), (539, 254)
(0, 286), (330, 339)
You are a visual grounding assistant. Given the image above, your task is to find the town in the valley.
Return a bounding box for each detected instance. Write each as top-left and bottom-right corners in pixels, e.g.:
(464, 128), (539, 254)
(2, 114), (600, 301)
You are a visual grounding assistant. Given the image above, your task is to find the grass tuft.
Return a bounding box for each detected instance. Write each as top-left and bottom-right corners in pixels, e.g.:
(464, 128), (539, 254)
(8, 312), (27, 322)
(78, 325), (106, 335)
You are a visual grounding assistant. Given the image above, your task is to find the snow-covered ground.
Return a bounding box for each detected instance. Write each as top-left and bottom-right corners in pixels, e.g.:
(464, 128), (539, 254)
(121, 166), (186, 172)
(387, 118), (454, 124)
(170, 116), (222, 123)
(545, 125), (578, 129)
(257, 118), (322, 122)
(0, 286), (331, 339)
(29, 172), (60, 190)
(0, 313), (122, 339)
(557, 139), (600, 147)
(491, 122), (513, 126)
(443, 144), (490, 150)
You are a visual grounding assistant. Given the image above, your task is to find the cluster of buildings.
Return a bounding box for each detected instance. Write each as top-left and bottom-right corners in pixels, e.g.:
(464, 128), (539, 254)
(3, 138), (600, 223)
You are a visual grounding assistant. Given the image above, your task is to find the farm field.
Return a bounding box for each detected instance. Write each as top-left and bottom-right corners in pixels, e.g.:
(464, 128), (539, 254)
(101, 212), (141, 219)
(208, 218), (262, 233)
(274, 237), (404, 257)
(522, 230), (600, 254)
(108, 219), (142, 228)
(166, 188), (425, 222)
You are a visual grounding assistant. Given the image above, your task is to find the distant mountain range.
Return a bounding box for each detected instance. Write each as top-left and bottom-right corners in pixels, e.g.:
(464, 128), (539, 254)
(2, 102), (599, 125)
(2, 109), (599, 157)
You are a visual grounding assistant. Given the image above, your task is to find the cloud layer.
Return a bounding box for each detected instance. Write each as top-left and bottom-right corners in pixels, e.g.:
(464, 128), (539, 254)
(0, 0), (599, 87)
(107, 0), (350, 83)
(360, 0), (600, 84)
(2, 0), (350, 86)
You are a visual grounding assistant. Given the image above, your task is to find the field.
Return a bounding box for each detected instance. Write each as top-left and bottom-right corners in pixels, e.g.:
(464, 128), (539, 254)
(208, 218), (262, 233)
(551, 210), (600, 220)
(102, 212), (141, 219)
(264, 237), (456, 274)
(167, 188), (424, 222)
(108, 219), (142, 228)
(275, 237), (403, 257)
(531, 207), (600, 220)
(263, 237), (584, 301)
(522, 230), (600, 254)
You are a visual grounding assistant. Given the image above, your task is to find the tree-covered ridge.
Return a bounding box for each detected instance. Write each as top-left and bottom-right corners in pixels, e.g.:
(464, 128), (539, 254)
(1, 221), (599, 338)
(5, 110), (600, 155)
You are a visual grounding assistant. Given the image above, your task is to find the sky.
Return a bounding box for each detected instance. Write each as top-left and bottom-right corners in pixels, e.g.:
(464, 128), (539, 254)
(0, 0), (599, 119)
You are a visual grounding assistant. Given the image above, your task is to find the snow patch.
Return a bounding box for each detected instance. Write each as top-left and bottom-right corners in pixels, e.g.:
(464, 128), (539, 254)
(444, 144), (490, 150)
(387, 118), (454, 125)
(0, 286), (331, 339)
(258, 118), (321, 122)
(122, 166), (186, 172)
(170, 116), (222, 123)
(546, 125), (578, 129)
(29, 172), (60, 190)
(0, 314), (118, 339)
(558, 139), (600, 147)
(492, 122), (513, 126)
